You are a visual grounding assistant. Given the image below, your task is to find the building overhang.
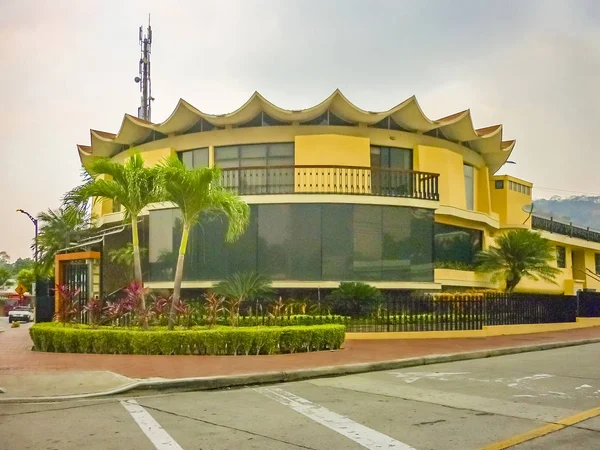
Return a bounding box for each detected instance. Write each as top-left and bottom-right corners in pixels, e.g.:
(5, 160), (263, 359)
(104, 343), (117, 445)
(76, 89), (515, 174)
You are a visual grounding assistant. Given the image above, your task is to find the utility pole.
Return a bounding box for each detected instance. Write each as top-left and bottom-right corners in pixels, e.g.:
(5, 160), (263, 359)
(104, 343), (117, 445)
(135, 14), (154, 121)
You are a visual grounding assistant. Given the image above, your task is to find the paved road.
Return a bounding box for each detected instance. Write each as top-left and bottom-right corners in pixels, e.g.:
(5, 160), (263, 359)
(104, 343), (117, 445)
(3, 343), (600, 450)
(0, 316), (11, 331)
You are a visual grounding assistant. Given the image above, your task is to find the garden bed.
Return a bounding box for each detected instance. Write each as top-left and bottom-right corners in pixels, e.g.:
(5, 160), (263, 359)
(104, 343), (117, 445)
(29, 323), (345, 356)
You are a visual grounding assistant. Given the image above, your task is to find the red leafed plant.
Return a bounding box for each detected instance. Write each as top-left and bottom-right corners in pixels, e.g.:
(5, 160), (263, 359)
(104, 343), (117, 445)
(54, 284), (81, 325)
(203, 292), (224, 328)
(83, 296), (103, 326)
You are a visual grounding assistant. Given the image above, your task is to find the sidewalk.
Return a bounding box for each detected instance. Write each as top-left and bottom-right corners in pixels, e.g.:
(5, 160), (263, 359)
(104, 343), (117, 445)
(2, 324), (600, 399)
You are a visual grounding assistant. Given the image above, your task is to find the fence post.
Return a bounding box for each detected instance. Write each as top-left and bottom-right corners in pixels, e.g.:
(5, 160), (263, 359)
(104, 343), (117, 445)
(386, 294), (390, 333)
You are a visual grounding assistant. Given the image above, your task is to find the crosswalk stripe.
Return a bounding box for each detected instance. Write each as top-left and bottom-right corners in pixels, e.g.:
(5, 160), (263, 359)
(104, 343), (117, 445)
(120, 399), (183, 450)
(256, 387), (416, 450)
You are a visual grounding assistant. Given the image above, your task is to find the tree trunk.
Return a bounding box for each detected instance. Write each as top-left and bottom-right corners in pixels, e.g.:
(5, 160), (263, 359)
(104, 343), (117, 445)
(131, 216), (147, 329)
(168, 223), (189, 331)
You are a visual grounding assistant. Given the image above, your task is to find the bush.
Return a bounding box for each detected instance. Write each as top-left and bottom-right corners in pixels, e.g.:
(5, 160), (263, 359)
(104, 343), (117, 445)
(29, 323), (345, 356)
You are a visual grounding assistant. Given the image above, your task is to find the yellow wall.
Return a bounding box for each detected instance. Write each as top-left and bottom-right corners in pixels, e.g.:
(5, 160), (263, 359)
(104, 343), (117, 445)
(294, 134), (370, 166)
(293, 134), (371, 194)
(91, 174), (114, 220)
(414, 145), (466, 209)
(490, 175), (532, 226)
(583, 250), (600, 290)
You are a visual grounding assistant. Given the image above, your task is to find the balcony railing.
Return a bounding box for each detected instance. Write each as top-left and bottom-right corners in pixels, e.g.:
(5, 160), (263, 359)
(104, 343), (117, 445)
(219, 165), (440, 200)
(532, 215), (600, 244)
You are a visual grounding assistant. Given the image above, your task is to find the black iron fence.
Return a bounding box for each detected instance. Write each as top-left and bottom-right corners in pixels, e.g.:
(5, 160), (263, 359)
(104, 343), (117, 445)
(577, 291), (600, 317)
(63, 291), (597, 332)
(532, 215), (600, 244)
(233, 291), (581, 332)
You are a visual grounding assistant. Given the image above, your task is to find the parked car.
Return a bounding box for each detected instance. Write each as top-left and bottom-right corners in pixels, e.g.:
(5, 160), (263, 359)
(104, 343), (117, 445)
(8, 306), (34, 323)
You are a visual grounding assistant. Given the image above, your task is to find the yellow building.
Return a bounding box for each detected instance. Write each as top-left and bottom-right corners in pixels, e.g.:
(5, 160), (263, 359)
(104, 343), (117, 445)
(70, 90), (600, 297)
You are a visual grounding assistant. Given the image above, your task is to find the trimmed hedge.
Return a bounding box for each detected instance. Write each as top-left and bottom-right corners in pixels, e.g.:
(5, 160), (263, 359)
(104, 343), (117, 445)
(29, 323), (345, 356)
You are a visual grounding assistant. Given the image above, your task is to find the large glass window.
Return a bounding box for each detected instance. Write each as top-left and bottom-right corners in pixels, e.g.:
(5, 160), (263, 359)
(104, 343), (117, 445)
(148, 204), (435, 283)
(434, 223), (482, 270)
(180, 148), (209, 169)
(370, 146), (413, 196)
(370, 146), (412, 170)
(215, 143), (294, 194)
(556, 246), (566, 268)
(595, 254), (600, 274)
(464, 164), (474, 210)
(258, 204), (321, 280)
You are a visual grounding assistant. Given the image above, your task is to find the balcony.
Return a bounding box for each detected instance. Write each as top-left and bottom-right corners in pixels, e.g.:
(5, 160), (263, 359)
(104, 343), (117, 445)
(532, 215), (600, 244)
(219, 165), (440, 201)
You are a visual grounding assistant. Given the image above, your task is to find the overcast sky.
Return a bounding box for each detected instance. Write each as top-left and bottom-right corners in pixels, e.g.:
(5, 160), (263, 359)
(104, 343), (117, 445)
(1, 0), (599, 260)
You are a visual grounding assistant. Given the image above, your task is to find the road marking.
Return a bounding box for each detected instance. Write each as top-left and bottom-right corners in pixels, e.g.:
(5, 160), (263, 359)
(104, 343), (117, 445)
(480, 405), (600, 450)
(256, 387), (415, 450)
(120, 399), (183, 450)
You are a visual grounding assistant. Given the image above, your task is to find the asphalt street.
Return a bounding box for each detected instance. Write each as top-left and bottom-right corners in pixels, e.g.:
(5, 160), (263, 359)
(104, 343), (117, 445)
(2, 343), (600, 449)
(0, 317), (11, 331)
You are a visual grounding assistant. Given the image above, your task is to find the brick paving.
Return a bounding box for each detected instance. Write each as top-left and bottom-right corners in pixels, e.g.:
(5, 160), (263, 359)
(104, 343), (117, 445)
(2, 325), (600, 380)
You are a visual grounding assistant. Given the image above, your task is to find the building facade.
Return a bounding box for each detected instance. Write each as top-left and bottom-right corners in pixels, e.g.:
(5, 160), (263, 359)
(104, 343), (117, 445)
(68, 90), (600, 297)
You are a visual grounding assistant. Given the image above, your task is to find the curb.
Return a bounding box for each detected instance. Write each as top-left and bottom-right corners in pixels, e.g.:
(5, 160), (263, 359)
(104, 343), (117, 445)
(3, 336), (600, 404)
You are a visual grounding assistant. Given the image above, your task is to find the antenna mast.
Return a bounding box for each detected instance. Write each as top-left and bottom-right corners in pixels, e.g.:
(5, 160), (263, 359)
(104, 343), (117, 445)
(135, 15), (153, 121)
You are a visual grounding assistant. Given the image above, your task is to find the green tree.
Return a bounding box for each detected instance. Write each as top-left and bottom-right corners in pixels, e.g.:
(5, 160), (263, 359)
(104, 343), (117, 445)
(65, 151), (162, 322)
(36, 207), (89, 276)
(109, 243), (147, 280)
(159, 156), (250, 330)
(0, 266), (11, 286)
(213, 272), (273, 326)
(16, 268), (35, 293)
(476, 229), (561, 292)
(330, 281), (383, 317)
(0, 251), (10, 267)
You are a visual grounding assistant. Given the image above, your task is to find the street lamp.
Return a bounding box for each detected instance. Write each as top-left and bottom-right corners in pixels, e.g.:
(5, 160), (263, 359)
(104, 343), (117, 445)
(16, 209), (39, 306)
(16, 209), (38, 264)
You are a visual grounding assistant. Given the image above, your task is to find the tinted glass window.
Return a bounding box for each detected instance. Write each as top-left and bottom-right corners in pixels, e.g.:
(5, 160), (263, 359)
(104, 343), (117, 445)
(148, 204), (434, 283)
(180, 148), (209, 169)
(464, 165), (474, 210)
(556, 246), (566, 268)
(434, 223), (482, 268)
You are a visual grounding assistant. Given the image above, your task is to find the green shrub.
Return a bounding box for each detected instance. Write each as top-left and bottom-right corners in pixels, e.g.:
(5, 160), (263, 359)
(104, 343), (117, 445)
(29, 323), (345, 356)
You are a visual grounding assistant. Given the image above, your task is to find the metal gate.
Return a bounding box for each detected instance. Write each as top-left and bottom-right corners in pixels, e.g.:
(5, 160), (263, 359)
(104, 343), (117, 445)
(63, 261), (89, 311)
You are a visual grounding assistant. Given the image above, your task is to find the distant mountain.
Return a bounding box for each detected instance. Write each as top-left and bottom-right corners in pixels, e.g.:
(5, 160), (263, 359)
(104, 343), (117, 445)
(534, 196), (600, 230)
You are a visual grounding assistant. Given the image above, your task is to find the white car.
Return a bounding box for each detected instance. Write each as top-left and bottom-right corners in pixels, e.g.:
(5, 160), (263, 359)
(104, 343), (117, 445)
(8, 306), (34, 323)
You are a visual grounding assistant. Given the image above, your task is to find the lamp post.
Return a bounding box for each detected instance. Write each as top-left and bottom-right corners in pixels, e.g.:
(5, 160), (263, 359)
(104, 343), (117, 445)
(16, 209), (38, 305)
(16, 209), (38, 264)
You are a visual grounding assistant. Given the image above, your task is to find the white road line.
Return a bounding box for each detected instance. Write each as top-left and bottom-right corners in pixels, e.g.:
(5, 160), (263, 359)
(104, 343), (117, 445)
(256, 387), (415, 450)
(120, 399), (183, 450)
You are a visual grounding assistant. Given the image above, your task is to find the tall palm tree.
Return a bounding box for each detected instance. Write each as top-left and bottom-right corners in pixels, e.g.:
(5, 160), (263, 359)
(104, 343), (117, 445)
(476, 229), (561, 292)
(159, 155), (250, 330)
(65, 151), (162, 316)
(36, 207), (90, 276)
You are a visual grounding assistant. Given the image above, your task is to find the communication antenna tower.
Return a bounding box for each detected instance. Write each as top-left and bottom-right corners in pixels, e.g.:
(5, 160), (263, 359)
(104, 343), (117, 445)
(134, 15), (154, 121)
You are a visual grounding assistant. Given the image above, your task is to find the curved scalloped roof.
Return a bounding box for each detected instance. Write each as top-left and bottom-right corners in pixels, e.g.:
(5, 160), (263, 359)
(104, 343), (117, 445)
(77, 89), (515, 173)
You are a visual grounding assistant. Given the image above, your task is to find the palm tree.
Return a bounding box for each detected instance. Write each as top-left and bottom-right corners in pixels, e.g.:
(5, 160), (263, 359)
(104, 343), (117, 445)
(330, 281), (383, 317)
(36, 207), (90, 276)
(476, 229), (561, 292)
(213, 272), (274, 326)
(109, 243), (147, 280)
(65, 151), (162, 317)
(159, 155), (250, 330)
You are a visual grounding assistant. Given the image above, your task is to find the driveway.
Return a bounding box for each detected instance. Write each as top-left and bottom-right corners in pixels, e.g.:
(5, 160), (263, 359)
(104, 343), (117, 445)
(3, 343), (600, 449)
